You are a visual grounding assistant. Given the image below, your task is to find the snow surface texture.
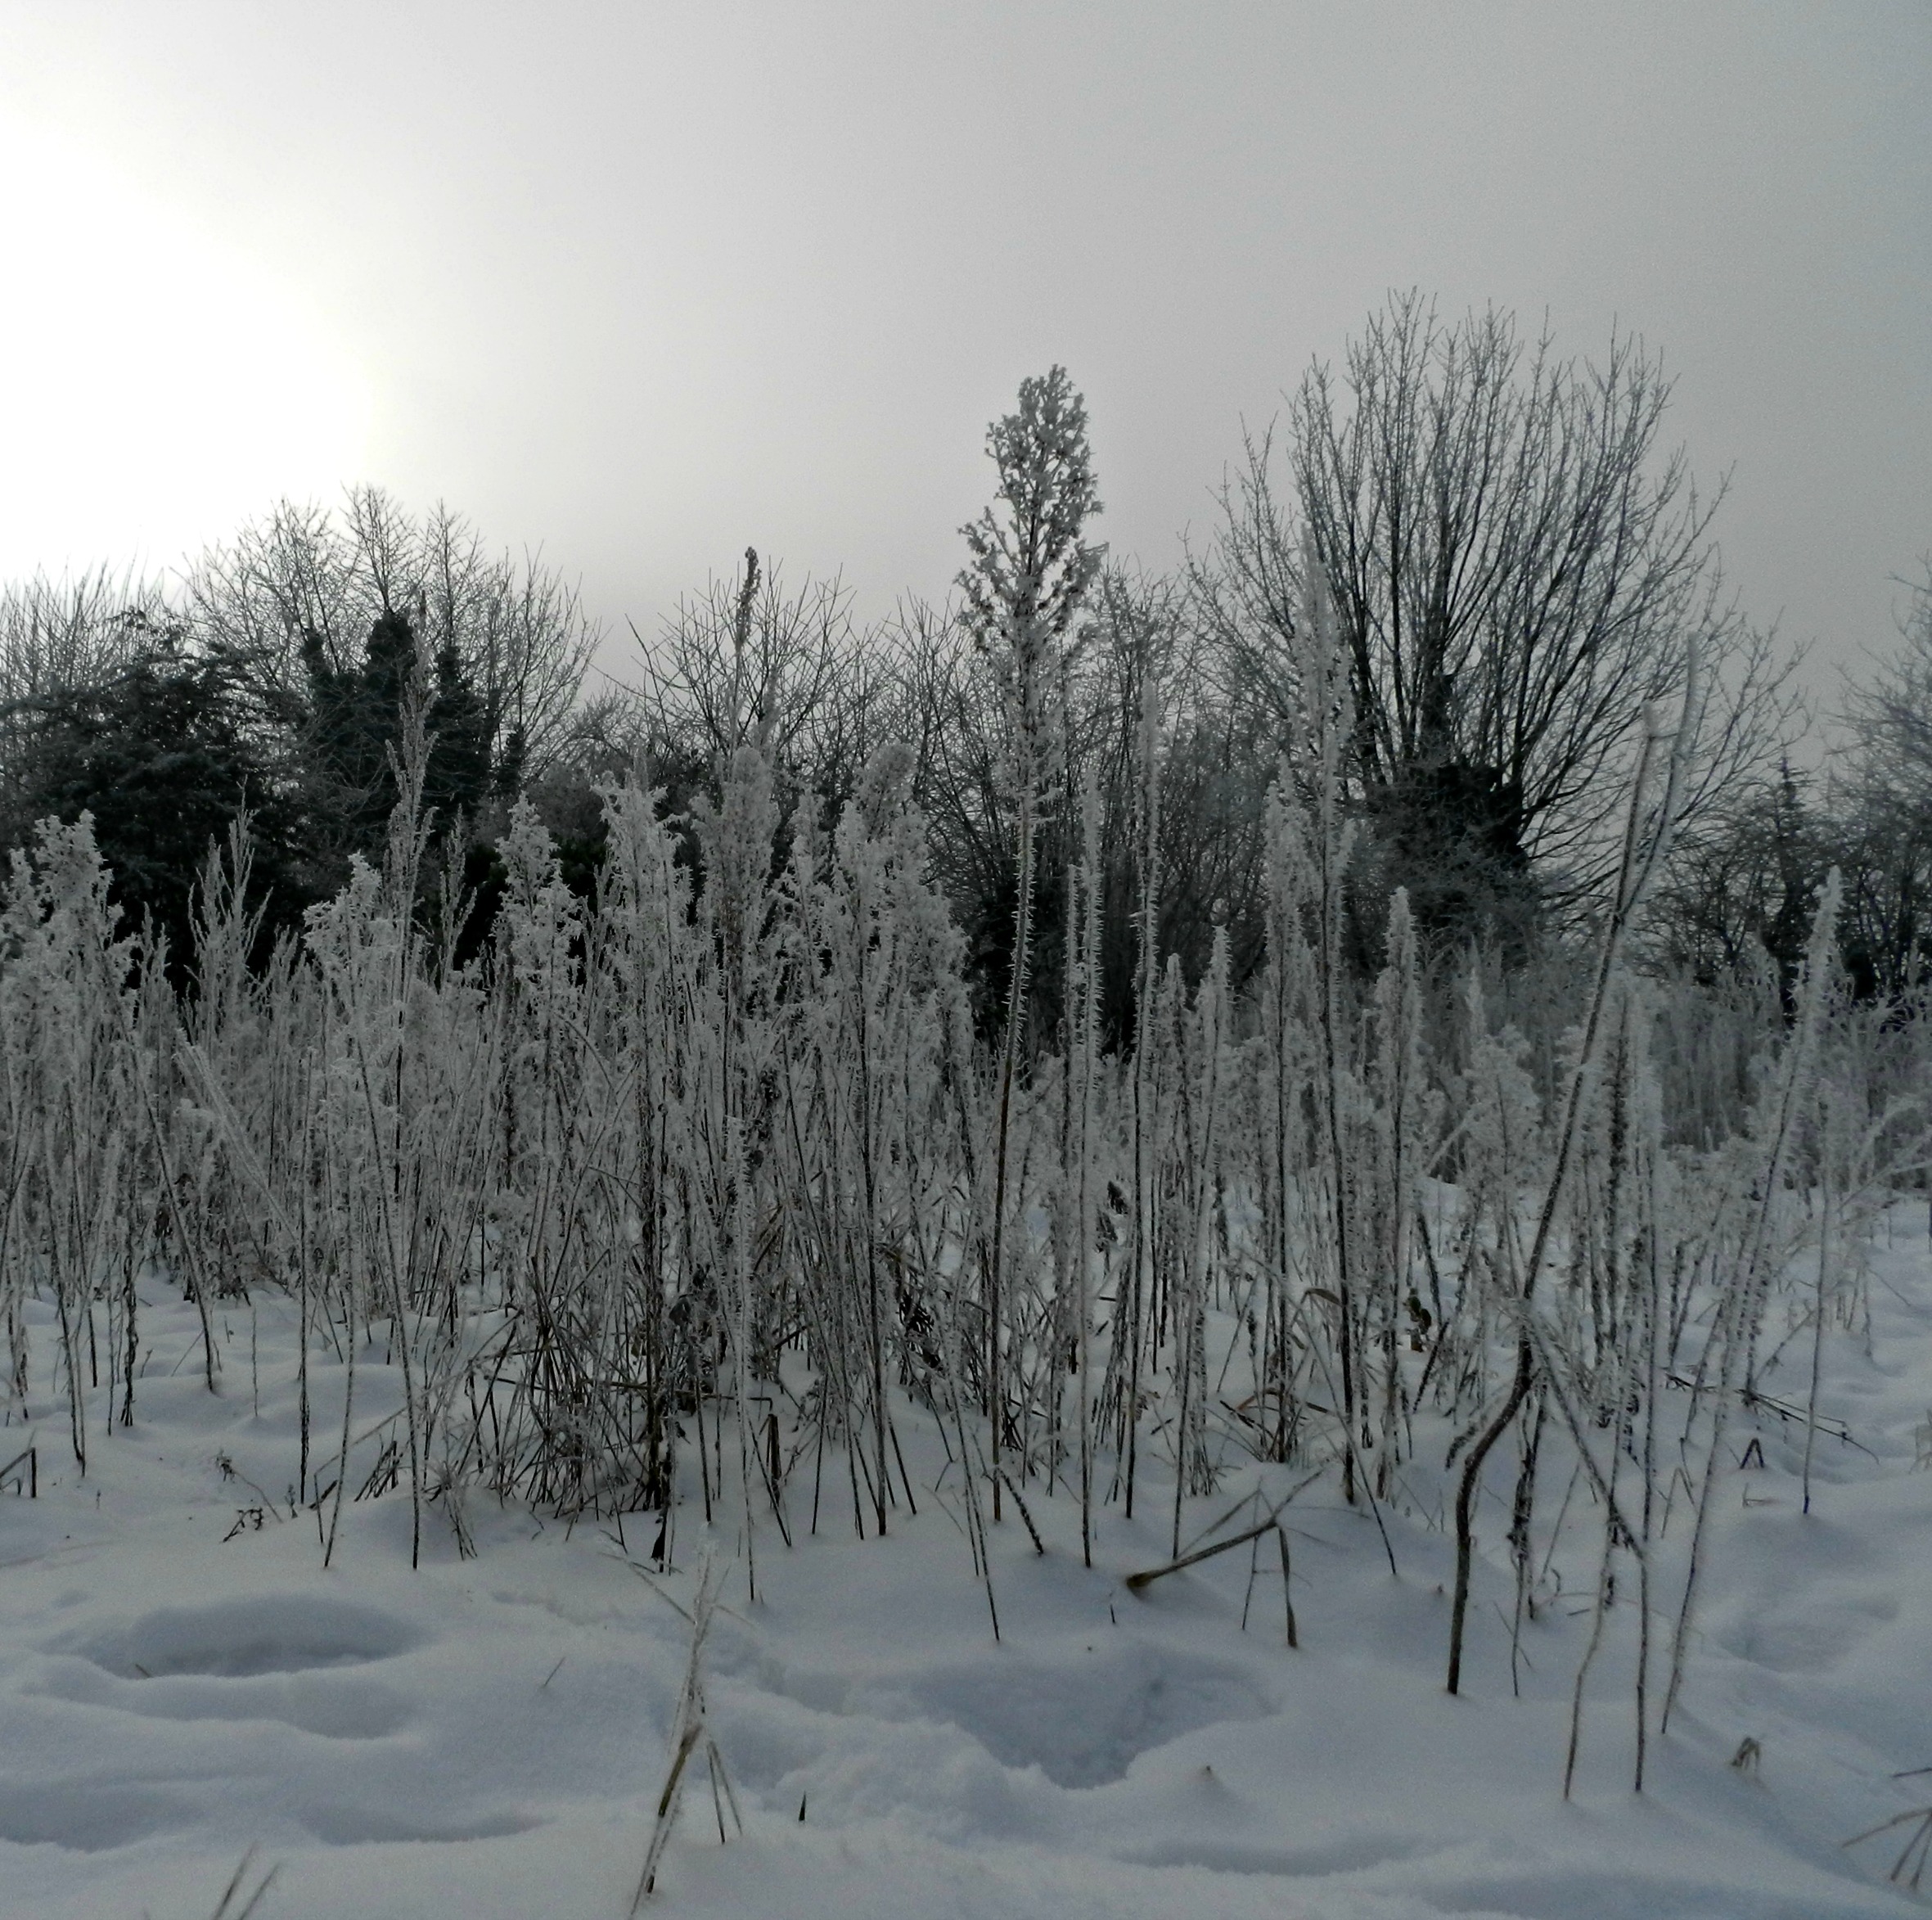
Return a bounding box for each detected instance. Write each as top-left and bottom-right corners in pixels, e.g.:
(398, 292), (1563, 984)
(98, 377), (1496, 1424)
(5, 1215), (1932, 1919)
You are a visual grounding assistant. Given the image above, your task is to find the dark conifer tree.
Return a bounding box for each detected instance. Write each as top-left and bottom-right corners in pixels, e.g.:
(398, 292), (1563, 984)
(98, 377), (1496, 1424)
(25, 629), (304, 973)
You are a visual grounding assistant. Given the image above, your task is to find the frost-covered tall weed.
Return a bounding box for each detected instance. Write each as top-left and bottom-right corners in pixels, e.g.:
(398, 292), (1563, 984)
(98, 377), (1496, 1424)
(2, 627), (1927, 1770)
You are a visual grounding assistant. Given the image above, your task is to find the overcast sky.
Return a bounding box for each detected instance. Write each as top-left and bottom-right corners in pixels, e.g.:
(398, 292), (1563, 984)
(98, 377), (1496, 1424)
(1, 2), (1926, 698)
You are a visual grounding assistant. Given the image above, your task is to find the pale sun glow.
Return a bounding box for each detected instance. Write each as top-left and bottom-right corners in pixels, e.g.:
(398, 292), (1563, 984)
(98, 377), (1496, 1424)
(0, 117), (369, 580)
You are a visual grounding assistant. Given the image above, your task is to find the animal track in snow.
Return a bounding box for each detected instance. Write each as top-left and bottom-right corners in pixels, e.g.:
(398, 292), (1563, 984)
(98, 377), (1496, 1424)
(69, 1593), (422, 1681)
(0, 1782), (198, 1852)
(1715, 1589), (1900, 1674)
(866, 1641), (1275, 1787)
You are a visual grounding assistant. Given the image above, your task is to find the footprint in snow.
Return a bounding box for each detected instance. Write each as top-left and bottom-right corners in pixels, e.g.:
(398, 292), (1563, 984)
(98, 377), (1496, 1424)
(859, 1642), (1276, 1788)
(26, 1593), (421, 1741)
(65, 1593), (423, 1679)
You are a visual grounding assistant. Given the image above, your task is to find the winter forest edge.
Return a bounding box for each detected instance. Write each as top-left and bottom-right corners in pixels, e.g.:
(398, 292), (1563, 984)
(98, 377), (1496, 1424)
(5, 297), (1932, 1916)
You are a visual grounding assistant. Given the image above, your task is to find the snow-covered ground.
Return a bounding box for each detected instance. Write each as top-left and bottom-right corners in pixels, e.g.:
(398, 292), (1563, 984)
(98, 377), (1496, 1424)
(6, 1209), (1932, 1920)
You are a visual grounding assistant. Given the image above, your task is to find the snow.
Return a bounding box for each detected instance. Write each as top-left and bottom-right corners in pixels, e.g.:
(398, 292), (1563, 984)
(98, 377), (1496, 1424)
(5, 1210), (1932, 1919)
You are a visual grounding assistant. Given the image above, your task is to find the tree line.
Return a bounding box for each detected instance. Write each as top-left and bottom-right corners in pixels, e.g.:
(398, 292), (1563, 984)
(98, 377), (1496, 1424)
(1, 291), (1925, 1022)
(1, 292), (1926, 1744)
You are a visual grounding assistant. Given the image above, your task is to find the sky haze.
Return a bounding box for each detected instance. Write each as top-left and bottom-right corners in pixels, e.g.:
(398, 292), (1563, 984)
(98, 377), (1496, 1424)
(1, 2), (1926, 694)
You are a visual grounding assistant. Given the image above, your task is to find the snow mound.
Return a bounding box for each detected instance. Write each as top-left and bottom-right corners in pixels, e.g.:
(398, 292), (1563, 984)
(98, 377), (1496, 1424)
(30, 1657), (412, 1740)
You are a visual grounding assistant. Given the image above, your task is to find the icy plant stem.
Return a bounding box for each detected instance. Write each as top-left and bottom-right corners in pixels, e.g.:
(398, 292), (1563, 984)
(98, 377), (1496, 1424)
(1665, 871), (1841, 1732)
(1802, 1111), (1837, 1516)
(1448, 670), (1690, 1695)
(986, 779), (1034, 1523)
(1127, 674), (1162, 1517)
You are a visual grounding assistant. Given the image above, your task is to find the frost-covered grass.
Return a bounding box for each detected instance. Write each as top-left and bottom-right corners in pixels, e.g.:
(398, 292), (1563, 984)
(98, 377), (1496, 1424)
(2, 639), (1931, 1913)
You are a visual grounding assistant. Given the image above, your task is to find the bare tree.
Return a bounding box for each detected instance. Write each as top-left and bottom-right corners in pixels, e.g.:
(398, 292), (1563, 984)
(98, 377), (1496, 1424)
(629, 549), (885, 807)
(1069, 568), (1272, 1034)
(1200, 294), (1800, 937)
(1843, 563), (1932, 810)
(1833, 563), (1932, 994)
(182, 486), (598, 785)
(904, 560), (1274, 1045)
(1647, 762), (1829, 990)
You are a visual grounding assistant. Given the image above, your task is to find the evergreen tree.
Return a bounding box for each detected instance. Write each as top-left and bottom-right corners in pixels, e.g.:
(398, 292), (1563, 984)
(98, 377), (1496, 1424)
(425, 636), (496, 824)
(25, 627), (303, 971)
(301, 603), (502, 872)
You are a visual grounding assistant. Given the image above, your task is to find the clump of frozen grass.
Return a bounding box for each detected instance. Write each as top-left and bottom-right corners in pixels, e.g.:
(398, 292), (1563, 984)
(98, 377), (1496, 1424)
(4, 606), (1930, 1802)
(1844, 1803), (1932, 1895)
